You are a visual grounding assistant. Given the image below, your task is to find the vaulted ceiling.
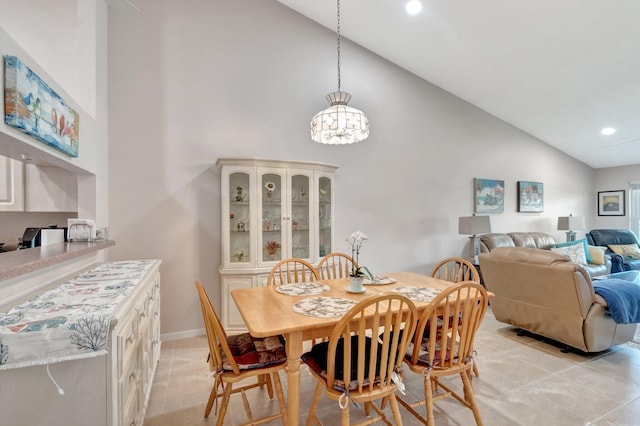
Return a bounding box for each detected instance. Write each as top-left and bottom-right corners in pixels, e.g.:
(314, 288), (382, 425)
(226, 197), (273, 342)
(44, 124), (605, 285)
(278, 0), (640, 169)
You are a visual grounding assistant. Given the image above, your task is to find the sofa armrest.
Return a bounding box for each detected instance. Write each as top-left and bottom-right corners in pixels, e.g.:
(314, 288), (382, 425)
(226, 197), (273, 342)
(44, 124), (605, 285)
(610, 253), (626, 273)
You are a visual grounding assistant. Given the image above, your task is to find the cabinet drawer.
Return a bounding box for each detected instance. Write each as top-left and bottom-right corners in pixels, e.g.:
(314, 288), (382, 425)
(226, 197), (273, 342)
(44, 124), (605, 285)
(120, 376), (140, 426)
(117, 310), (139, 377)
(119, 348), (140, 406)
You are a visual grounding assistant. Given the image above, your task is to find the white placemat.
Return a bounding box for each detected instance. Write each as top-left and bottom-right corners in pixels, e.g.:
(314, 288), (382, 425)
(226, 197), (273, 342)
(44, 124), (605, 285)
(275, 282), (330, 296)
(292, 297), (357, 318)
(363, 276), (397, 285)
(392, 286), (442, 302)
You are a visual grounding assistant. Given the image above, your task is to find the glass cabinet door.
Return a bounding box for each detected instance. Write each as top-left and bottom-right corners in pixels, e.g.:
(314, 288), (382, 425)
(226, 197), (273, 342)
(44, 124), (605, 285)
(318, 176), (332, 257)
(261, 172), (283, 263)
(291, 173), (310, 259)
(229, 172), (251, 265)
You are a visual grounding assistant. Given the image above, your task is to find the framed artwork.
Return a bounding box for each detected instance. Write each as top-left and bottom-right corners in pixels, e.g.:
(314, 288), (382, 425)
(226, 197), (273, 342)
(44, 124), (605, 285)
(474, 178), (504, 213)
(598, 190), (625, 216)
(517, 181), (544, 212)
(4, 55), (79, 157)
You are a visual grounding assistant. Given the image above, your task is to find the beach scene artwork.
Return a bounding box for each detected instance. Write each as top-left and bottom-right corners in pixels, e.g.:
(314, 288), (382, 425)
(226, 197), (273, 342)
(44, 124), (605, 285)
(4, 55), (79, 157)
(474, 178), (504, 213)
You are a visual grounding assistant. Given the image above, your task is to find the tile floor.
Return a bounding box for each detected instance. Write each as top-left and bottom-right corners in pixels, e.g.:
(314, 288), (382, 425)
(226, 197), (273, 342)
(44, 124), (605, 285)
(144, 308), (640, 425)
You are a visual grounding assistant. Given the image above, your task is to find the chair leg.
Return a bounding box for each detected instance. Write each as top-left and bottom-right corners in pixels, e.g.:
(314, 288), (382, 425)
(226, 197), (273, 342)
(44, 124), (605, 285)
(306, 381), (323, 426)
(388, 393), (404, 426)
(340, 403), (350, 426)
(216, 382), (233, 426)
(425, 375), (436, 426)
(272, 371), (289, 426)
(461, 370), (484, 426)
(205, 374), (220, 418)
(472, 359), (479, 377)
(265, 372), (274, 399)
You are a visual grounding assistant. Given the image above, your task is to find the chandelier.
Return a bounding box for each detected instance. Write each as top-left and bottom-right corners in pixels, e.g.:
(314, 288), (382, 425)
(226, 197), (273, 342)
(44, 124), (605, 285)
(310, 0), (369, 145)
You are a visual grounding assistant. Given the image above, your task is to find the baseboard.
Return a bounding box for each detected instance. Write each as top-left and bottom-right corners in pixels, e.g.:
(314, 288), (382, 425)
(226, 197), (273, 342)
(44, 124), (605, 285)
(160, 328), (205, 342)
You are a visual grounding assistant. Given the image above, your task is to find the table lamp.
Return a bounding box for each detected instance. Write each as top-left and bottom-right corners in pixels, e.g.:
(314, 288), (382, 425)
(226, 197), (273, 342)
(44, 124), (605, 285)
(458, 215), (491, 263)
(557, 214), (585, 242)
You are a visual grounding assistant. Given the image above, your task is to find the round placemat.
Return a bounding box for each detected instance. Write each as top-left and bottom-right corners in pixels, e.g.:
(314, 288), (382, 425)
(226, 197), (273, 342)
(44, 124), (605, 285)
(275, 282), (330, 296)
(292, 297), (357, 318)
(392, 286), (442, 302)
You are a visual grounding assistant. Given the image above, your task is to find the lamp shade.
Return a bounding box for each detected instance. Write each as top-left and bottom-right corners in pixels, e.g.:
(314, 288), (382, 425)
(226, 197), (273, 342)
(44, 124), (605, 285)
(557, 216), (585, 231)
(458, 216), (491, 235)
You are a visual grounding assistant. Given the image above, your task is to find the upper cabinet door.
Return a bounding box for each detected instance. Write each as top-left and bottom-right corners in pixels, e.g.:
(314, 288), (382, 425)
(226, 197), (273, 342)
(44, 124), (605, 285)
(317, 174), (334, 257)
(222, 166), (255, 268)
(290, 170), (312, 261)
(258, 167), (286, 266)
(0, 156), (24, 212)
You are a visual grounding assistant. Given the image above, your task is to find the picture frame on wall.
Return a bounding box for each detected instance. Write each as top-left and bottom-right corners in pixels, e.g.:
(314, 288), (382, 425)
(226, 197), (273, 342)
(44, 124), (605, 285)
(517, 181), (544, 212)
(598, 190), (625, 216)
(474, 178), (504, 213)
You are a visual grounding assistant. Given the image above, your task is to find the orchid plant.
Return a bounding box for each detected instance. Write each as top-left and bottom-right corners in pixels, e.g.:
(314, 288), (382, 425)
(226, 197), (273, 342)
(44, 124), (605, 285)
(346, 230), (373, 279)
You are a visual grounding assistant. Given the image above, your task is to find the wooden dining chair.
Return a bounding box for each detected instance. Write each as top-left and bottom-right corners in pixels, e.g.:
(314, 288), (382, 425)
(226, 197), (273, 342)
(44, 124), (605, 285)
(430, 257), (480, 283)
(316, 252), (356, 280)
(266, 258), (319, 286)
(195, 280), (288, 426)
(430, 256), (481, 378)
(302, 293), (418, 426)
(397, 281), (489, 426)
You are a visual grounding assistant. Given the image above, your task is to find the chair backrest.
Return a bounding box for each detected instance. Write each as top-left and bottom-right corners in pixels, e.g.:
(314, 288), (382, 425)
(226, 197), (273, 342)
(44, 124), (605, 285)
(266, 258), (319, 286)
(406, 282), (488, 371)
(325, 293), (417, 394)
(317, 252), (356, 280)
(195, 280), (241, 375)
(430, 257), (480, 283)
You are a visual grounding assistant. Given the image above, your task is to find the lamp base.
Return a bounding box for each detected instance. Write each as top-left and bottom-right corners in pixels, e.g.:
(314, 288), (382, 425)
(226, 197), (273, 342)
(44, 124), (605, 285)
(469, 235), (481, 264)
(565, 231), (576, 242)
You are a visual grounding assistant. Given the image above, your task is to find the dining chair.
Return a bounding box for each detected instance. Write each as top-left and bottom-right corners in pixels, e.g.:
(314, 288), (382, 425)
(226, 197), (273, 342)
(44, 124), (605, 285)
(302, 293), (418, 426)
(195, 280), (288, 426)
(430, 257), (480, 283)
(397, 281), (489, 426)
(316, 252), (356, 280)
(266, 258), (319, 286)
(430, 256), (481, 378)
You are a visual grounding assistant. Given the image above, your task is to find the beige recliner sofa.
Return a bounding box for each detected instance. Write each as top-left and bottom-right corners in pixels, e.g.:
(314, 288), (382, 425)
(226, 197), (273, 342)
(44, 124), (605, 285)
(480, 232), (610, 277)
(479, 247), (636, 352)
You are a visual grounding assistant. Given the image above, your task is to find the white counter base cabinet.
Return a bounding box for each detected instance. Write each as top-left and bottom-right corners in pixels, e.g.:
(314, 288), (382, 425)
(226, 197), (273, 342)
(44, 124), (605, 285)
(0, 260), (161, 426)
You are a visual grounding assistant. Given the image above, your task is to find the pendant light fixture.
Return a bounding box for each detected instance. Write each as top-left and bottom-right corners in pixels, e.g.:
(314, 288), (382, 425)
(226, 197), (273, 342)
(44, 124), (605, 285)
(310, 0), (369, 145)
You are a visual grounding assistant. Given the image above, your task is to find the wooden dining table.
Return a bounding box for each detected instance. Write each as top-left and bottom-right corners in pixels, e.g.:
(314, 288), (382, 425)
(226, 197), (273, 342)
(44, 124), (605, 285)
(231, 271), (475, 426)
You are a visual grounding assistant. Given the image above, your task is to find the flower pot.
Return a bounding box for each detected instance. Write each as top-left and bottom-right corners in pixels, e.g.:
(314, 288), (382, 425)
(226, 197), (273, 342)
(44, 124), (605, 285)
(348, 276), (364, 292)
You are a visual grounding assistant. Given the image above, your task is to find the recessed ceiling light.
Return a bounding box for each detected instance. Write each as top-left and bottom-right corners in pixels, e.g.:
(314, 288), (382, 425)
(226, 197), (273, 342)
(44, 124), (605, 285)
(406, 0), (423, 15)
(601, 127), (616, 136)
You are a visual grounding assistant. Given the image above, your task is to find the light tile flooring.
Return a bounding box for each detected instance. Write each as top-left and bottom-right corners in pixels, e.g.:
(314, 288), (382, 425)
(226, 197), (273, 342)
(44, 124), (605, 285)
(144, 309), (640, 425)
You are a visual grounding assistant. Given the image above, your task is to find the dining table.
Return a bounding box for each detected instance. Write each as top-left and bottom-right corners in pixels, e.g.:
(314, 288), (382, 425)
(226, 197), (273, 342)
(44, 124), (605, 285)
(231, 271), (484, 426)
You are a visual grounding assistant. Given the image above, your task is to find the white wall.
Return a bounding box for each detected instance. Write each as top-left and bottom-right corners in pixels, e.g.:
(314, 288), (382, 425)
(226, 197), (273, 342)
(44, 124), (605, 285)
(594, 165), (640, 229)
(108, 0), (596, 336)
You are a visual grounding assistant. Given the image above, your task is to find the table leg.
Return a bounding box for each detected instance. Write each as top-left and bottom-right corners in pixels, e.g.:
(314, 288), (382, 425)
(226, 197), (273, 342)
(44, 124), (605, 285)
(285, 331), (303, 426)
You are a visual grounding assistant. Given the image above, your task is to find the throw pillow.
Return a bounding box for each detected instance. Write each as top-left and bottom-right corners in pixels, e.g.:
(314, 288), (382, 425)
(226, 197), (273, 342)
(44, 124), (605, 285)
(608, 244), (640, 259)
(554, 238), (592, 263)
(551, 243), (588, 265)
(588, 245), (607, 265)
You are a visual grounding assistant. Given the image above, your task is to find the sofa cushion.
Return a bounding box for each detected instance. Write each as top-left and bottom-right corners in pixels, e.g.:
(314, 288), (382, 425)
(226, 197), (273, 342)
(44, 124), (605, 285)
(588, 246), (607, 265)
(554, 238), (592, 263)
(480, 233), (516, 252)
(551, 243), (588, 265)
(529, 232), (556, 250)
(609, 244), (640, 259)
(508, 232), (537, 248)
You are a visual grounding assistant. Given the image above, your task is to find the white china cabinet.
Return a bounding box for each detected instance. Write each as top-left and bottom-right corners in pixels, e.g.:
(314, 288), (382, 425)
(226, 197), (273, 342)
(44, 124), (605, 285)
(216, 158), (338, 331)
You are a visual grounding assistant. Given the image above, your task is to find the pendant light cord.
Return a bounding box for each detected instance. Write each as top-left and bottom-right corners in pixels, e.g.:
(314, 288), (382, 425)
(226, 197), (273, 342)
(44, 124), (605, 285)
(336, 0), (341, 92)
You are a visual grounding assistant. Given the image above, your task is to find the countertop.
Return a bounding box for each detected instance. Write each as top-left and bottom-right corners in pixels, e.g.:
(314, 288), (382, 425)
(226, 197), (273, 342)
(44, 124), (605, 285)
(0, 241), (116, 283)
